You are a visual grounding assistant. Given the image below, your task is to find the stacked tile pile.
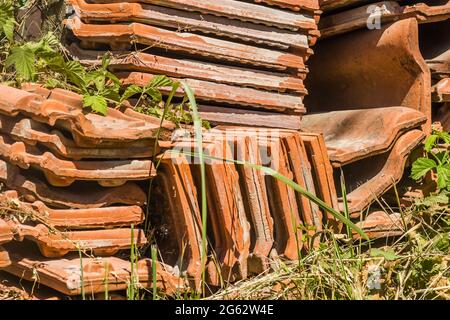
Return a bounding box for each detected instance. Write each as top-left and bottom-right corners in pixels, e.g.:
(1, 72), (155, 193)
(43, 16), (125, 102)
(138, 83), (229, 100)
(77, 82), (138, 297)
(0, 84), (185, 296)
(312, 0), (449, 129)
(302, 0), (449, 209)
(63, 0), (322, 130)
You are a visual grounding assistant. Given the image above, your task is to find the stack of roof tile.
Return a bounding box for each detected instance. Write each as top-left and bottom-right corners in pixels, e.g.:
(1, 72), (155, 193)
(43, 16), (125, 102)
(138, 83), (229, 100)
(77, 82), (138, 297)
(312, 0), (449, 129)
(151, 126), (341, 288)
(300, 1), (444, 227)
(63, 0), (322, 130)
(0, 84), (186, 296)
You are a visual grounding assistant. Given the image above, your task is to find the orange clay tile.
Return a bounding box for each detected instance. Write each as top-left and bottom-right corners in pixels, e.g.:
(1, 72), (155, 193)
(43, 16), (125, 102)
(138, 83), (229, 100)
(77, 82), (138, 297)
(353, 211), (404, 240)
(0, 159), (146, 209)
(0, 85), (169, 148)
(68, 44), (307, 93)
(69, 0), (310, 51)
(0, 190), (144, 229)
(9, 222), (147, 258)
(0, 133), (156, 187)
(0, 246), (11, 268)
(0, 114), (157, 159)
(86, 0), (318, 31)
(65, 17), (306, 72)
(152, 153), (203, 289)
(301, 107), (427, 167)
(119, 72), (305, 114)
(342, 130), (425, 216)
(3, 242), (185, 296)
(201, 131), (274, 274)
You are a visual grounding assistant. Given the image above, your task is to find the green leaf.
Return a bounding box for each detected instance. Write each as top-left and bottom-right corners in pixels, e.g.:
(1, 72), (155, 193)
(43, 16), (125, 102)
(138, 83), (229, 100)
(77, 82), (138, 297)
(82, 94), (108, 115)
(2, 17), (15, 42)
(436, 166), (450, 190)
(411, 157), (437, 180)
(120, 85), (143, 102)
(424, 134), (438, 153)
(370, 248), (399, 261)
(5, 46), (36, 80)
(421, 193), (449, 207)
(147, 75), (173, 88)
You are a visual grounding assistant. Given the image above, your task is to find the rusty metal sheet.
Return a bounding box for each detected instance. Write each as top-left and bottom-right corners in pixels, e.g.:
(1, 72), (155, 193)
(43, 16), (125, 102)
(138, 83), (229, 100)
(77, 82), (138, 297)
(87, 0), (318, 31)
(0, 115), (157, 159)
(301, 107), (428, 166)
(0, 190), (143, 229)
(0, 85), (168, 148)
(9, 222), (147, 258)
(320, 1), (450, 38)
(65, 17), (306, 71)
(0, 134), (155, 187)
(353, 211), (404, 240)
(0, 159), (146, 209)
(151, 153), (203, 289)
(341, 129), (425, 216)
(432, 78), (450, 102)
(69, 0), (310, 51)
(3, 242), (185, 295)
(306, 18), (431, 129)
(69, 44), (308, 93)
(120, 72), (305, 114)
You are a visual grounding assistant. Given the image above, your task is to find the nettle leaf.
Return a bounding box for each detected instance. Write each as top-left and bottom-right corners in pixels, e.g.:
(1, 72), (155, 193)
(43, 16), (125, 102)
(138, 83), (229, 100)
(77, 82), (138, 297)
(411, 157), (437, 180)
(120, 85), (142, 102)
(370, 248), (399, 261)
(436, 166), (450, 190)
(83, 94), (108, 115)
(2, 17), (15, 42)
(424, 134), (438, 153)
(421, 193), (449, 207)
(147, 75), (173, 88)
(5, 46), (36, 80)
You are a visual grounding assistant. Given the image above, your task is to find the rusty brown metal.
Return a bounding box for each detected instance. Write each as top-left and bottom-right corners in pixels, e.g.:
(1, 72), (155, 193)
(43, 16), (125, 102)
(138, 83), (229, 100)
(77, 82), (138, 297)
(320, 1), (450, 38)
(0, 190), (144, 229)
(0, 134), (155, 187)
(340, 129), (425, 216)
(301, 107), (428, 167)
(3, 242), (185, 296)
(0, 85), (169, 148)
(0, 159), (146, 209)
(9, 222), (147, 258)
(0, 114), (157, 159)
(305, 18), (432, 129)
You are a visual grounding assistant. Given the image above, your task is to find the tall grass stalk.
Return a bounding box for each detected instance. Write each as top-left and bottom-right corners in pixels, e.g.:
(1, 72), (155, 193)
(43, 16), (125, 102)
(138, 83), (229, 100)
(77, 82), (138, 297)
(181, 82), (208, 296)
